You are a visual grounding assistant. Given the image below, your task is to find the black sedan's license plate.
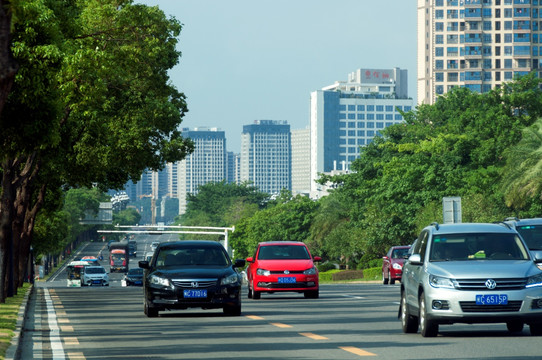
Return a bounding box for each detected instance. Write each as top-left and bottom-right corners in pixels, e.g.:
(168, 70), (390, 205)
(183, 289), (207, 298)
(476, 294), (508, 305)
(278, 277), (296, 284)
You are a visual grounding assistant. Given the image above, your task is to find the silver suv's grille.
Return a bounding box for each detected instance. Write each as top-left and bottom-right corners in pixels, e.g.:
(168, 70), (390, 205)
(455, 278), (526, 290)
(171, 279), (217, 288)
(460, 301), (523, 312)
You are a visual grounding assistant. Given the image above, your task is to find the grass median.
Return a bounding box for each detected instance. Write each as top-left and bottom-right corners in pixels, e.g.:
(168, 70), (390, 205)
(0, 283), (30, 360)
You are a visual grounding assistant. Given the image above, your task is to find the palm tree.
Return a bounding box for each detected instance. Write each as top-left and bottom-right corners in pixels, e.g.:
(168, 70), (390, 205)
(502, 118), (542, 209)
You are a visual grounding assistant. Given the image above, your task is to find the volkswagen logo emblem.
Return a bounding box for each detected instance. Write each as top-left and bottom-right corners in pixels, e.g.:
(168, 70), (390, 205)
(284, 270), (290, 275)
(485, 279), (497, 290)
(191, 281), (199, 288)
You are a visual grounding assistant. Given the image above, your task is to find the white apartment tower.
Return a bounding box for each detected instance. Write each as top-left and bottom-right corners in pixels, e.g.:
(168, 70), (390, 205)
(291, 128), (311, 195)
(418, 0), (542, 105)
(177, 127), (227, 215)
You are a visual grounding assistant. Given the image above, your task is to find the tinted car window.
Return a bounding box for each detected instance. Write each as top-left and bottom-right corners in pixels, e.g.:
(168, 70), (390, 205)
(392, 248), (409, 258)
(257, 245), (310, 260)
(429, 232), (529, 261)
(86, 267), (105, 274)
(155, 247), (230, 268)
(516, 225), (542, 250)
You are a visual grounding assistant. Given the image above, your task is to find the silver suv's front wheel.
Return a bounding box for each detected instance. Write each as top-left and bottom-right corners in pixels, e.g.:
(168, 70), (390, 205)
(419, 293), (438, 337)
(401, 291), (418, 333)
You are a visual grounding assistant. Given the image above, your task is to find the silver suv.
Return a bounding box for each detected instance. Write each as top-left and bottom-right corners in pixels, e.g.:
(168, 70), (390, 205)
(400, 222), (542, 337)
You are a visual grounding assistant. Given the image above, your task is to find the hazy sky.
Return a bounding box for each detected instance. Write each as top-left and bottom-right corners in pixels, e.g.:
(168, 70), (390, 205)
(140, 0), (417, 152)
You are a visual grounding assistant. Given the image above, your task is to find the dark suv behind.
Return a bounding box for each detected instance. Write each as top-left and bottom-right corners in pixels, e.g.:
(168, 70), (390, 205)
(139, 240), (245, 317)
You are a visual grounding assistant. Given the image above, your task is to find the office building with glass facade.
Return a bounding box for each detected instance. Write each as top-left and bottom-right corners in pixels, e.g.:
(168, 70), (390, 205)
(310, 68), (413, 196)
(240, 120), (291, 195)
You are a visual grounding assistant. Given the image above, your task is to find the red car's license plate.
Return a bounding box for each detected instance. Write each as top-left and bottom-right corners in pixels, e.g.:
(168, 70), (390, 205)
(183, 289), (207, 298)
(278, 277), (296, 284)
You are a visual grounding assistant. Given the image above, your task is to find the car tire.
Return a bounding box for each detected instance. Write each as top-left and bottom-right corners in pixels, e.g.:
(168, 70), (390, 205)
(382, 270), (389, 285)
(529, 323), (542, 336)
(419, 293), (438, 337)
(506, 321), (524, 333)
(144, 301), (158, 318)
(389, 270), (395, 285)
(223, 304), (241, 316)
(304, 290), (319, 299)
(400, 291), (418, 333)
(253, 290), (261, 300)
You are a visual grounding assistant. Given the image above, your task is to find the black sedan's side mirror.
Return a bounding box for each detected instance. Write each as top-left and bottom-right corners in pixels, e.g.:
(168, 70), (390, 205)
(233, 259), (246, 268)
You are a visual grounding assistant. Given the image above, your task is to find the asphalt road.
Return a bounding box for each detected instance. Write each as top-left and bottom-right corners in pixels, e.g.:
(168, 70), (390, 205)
(17, 235), (542, 359)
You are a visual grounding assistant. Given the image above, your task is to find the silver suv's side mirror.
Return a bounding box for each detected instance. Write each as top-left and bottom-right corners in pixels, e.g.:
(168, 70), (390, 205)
(408, 254), (422, 265)
(531, 250), (542, 263)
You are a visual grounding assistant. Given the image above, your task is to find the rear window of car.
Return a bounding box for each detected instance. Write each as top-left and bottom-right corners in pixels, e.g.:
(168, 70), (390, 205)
(86, 267), (106, 274)
(429, 233), (529, 261)
(257, 245), (310, 260)
(155, 246), (230, 267)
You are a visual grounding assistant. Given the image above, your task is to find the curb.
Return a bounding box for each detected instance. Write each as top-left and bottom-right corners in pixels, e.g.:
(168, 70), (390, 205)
(5, 285), (34, 360)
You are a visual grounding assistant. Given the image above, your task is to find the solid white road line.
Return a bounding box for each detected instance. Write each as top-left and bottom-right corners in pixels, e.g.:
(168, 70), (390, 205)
(44, 288), (66, 360)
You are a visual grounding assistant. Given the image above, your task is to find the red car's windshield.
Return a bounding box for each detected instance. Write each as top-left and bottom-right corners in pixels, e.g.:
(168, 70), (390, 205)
(257, 245), (310, 260)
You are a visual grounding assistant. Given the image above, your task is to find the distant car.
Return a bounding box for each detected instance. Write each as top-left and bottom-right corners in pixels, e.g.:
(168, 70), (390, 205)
(124, 268), (144, 286)
(139, 240), (245, 317)
(81, 256), (100, 265)
(144, 251), (154, 262)
(504, 217), (542, 251)
(128, 240), (137, 257)
(82, 265), (109, 286)
(382, 245), (411, 285)
(246, 241), (321, 299)
(400, 222), (542, 337)
(150, 241), (160, 252)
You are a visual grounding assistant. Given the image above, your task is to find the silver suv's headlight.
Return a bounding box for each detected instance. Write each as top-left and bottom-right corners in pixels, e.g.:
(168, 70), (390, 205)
(150, 275), (170, 287)
(429, 274), (455, 289)
(303, 267), (317, 275)
(257, 268), (270, 276)
(526, 273), (542, 288)
(221, 273), (239, 285)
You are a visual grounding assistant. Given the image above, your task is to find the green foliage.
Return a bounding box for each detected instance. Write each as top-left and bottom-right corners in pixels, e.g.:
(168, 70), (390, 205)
(361, 267), (381, 281)
(113, 208), (141, 226)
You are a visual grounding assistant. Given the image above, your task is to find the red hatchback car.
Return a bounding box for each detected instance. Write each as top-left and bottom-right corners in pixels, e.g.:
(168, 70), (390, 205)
(382, 245), (411, 285)
(246, 242), (321, 299)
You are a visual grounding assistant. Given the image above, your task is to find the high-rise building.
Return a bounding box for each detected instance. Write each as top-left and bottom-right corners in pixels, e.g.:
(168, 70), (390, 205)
(291, 127), (311, 195)
(226, 151), (240, 185)
(418, 0), (542, 105)
(177, 127), (227, 215)
(310, 68), (413, 197)
(240, 120), (291, 195)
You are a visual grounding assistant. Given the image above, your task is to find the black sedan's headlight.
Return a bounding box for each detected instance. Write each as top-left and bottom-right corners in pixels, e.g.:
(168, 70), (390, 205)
(150, 275), (171, 287)
(220, 273), (240, 286)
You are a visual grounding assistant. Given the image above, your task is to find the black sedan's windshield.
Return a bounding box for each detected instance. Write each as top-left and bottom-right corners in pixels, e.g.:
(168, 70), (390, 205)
(155, 247), (230, 268)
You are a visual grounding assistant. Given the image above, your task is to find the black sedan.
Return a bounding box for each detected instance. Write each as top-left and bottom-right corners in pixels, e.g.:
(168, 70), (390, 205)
(139, 240), (245, 317)
(123, 268), (144, 286)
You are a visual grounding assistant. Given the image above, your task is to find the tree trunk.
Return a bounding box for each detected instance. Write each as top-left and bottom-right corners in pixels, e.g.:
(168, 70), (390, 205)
(0, 159), (17, 303)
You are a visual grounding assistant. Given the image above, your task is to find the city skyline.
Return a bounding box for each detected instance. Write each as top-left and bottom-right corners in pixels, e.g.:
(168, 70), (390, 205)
(138, 0), (417, 153)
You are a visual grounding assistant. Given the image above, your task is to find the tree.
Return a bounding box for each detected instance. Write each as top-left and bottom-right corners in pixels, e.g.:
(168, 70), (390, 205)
(0, 0), (193, 301)
(113, 208), (141, 226)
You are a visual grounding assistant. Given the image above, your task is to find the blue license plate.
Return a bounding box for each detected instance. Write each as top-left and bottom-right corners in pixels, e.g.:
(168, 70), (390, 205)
(476, 294), (508, 305)
(183, 289), (207, 298)
(134, 281), (142, 285)
(278, 277), (296, 284)
(92, 280), (101, 284)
